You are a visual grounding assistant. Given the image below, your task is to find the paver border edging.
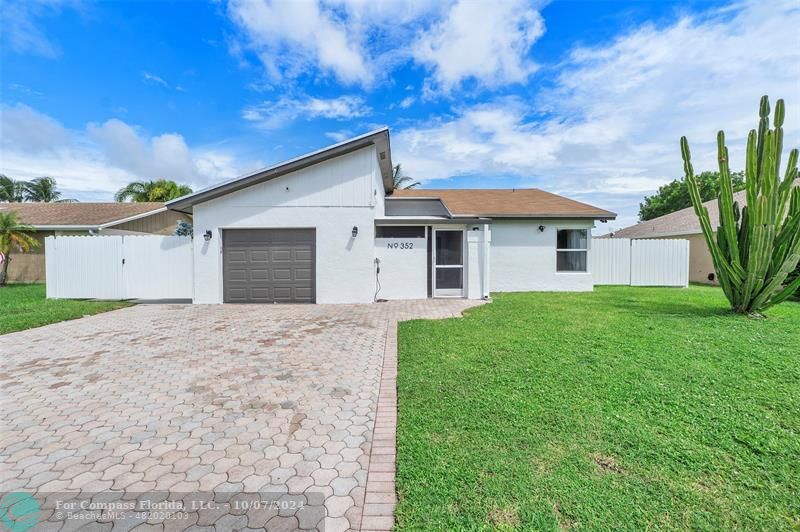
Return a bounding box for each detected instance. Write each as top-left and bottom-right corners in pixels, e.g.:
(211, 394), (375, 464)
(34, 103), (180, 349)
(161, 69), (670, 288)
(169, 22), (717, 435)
(360, 318), (399, 531)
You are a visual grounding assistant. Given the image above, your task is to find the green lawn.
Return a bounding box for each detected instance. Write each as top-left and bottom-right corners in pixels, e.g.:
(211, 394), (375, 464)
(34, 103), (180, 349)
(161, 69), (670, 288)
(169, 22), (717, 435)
(0, 284), (130, 335)
(396, 286), (800, 531)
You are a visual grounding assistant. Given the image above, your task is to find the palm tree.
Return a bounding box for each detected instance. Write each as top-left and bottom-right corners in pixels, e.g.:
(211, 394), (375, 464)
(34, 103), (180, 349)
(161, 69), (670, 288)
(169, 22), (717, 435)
(23, 177), (76, 203)
(0, 212), (39, 286)
(392, 164), (420, 190)
(115, 179), (193, 202)
(0, 175), (26, 202)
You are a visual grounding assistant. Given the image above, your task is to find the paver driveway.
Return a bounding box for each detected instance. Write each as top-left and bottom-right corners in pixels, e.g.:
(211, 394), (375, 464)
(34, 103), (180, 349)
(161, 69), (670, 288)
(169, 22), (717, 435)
(0, 300), (481, 531)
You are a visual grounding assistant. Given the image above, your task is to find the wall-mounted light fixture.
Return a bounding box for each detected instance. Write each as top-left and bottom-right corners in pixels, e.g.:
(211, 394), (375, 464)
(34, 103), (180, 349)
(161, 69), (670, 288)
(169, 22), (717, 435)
(351, 226), (359, 238)
(203, 230), (213, 242)
(538, 225), (545, 232)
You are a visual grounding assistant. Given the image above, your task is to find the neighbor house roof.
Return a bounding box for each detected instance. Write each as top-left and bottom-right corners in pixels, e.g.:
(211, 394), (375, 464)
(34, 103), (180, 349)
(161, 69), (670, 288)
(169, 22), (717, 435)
(606, 190), (749, 239)
(167, 128), (393, 213)
(0, 202), (166, 230)
(390, 188), (616, 219)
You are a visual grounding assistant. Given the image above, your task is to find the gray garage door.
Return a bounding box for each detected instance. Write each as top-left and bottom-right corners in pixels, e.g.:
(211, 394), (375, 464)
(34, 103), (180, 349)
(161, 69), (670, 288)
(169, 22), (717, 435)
(223, 229), (315, 303)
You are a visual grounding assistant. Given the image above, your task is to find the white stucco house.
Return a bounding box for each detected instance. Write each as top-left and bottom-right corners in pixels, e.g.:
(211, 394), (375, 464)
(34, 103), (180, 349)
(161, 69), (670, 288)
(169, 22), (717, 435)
(166, 128), (616, 304)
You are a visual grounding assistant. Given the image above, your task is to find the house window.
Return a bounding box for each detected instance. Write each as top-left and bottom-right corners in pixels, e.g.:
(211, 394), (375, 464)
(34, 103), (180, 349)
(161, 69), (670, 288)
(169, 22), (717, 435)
(556, 229), (588, 272)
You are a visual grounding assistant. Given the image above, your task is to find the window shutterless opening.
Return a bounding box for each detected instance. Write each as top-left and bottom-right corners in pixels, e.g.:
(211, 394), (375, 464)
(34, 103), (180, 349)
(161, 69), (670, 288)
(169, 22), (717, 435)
(375, 226), (426, 238)
(556, 229), (588, 272)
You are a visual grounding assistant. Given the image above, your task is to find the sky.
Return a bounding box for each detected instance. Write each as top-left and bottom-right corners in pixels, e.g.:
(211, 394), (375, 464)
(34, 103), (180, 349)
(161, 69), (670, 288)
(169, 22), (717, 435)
(1, 0), (799, 234)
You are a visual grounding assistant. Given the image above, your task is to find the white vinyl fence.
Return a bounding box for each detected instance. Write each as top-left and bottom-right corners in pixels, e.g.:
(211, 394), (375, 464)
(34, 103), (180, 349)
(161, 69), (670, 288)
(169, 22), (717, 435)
(46, 235), (192, 300)
(593, 238), (689, 287)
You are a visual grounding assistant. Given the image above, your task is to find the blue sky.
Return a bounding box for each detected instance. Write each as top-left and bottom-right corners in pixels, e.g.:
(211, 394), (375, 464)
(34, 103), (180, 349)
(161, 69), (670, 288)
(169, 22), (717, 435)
(1, 0), (798, 233)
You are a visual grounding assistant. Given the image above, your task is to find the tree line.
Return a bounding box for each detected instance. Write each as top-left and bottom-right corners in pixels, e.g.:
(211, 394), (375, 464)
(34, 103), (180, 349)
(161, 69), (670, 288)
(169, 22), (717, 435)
(1, 175), (193, 203)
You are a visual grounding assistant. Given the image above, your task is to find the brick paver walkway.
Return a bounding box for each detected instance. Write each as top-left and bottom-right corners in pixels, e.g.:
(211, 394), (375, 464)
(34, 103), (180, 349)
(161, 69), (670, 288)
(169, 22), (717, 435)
(0, 299), (482, 531)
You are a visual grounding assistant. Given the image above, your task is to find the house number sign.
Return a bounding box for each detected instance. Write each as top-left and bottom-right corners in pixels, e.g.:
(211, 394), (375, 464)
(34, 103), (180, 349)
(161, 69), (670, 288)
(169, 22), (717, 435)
(386, 242), (414, 249)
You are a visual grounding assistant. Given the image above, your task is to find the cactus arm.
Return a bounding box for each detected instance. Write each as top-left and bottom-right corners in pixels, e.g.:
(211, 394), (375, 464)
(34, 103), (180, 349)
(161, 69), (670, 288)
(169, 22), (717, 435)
(756, 95), (770, 187)
(776, 148), (798, 222)
(716, 131), (742, 270)
(766, 273), (800, 307)
(751, 244), (800, 310)
(774, 99), (785, 182)
(681, 136), (742, 292)
(770, 212), (800, 274)
(739, 223), (774, 311)
(791, 187), (800, 218)
(738, 206), (750, 267)
(745, 129), (758, 204)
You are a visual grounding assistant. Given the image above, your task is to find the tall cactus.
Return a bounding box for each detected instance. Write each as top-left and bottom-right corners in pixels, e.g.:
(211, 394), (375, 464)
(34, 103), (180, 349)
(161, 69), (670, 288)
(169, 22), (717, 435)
(680, 95), (800, 314)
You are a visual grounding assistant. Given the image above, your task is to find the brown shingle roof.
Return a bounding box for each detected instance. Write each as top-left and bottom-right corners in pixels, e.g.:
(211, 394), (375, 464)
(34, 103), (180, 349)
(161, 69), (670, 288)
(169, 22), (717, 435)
(608, 191), (749, 239)
(390, 188), (616, 219)
(0, 202), (165, 227)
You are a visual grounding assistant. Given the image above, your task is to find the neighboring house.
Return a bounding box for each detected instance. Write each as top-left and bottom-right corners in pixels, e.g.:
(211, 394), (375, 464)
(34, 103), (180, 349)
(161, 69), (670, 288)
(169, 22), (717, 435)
(602, 191), (750, 284)
(0, 202), (190, 283)
(167, 128), (616, 304)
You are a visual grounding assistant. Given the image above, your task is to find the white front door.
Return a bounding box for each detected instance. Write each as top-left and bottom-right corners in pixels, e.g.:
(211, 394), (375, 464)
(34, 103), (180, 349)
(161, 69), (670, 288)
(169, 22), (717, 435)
(433, 228), (464, 297)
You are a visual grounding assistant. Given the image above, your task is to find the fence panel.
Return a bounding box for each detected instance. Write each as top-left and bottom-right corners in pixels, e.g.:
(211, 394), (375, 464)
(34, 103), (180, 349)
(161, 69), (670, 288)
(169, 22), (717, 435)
(630, 239), (690, 287)
(46, 236), (124, 299)
(45, 235), (192, 300)
(593, 237), (689, 287)
(592, 238), (632, 285)
(123, 236), (193, 299)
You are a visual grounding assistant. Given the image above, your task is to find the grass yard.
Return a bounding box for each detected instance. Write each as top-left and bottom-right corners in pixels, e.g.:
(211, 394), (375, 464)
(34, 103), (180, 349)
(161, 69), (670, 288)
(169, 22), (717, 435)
(396, 286), (800, 531)
(0, 284), (130, 335)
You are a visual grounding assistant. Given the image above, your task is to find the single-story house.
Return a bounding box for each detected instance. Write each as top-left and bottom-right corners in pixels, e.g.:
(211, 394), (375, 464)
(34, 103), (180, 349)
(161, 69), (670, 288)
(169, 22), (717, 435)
(601, 192), (749, 284)
(0, 202), (190, 283)
(166, 128), (616, 304)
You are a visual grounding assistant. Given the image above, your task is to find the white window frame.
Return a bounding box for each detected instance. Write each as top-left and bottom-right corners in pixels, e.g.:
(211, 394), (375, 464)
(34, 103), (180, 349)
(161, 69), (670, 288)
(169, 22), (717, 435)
(556, 228), (588, 273)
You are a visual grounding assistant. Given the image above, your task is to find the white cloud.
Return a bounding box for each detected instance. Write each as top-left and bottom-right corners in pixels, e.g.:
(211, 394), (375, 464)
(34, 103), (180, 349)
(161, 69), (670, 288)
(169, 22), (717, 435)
(399, 96), (415, 109)
(325, 129), (353, 142)
(1, 103), (72, 152)
(0, 0), (73, 58)
(227, 0), (548, 92)
(242, 95), (371, 129)
(413, 0), (545, 91)
(394, 0), (800, 230)
(227, 0), (371, 85)
(142, 72), (169, 87)
(0, 104), (259, 200)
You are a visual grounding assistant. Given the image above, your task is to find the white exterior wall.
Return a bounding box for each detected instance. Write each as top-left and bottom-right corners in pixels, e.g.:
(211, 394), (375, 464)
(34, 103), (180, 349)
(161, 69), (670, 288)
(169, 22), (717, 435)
(465, 224), (491, 299)
(374, 234), (428, 300)
(192, 146), (382, 304)
(490, 220), (595, 292)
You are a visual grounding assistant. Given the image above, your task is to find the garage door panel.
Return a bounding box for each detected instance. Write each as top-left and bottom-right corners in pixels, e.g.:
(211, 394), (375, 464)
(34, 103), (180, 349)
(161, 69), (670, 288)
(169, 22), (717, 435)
(250, 269), (268, 281)
(272, 269), (291, 281)
(227, 288), (248, 302)
(271, 249), (291, 262)
(294, 249), (313, 261)
(294, 287), (313, 301)
(273, 287), (294, 301)
(228, 269), (247, 282)
(250, 287), (270, 300)
(227, 250), (247, 262)
(294, 268), (313, 281)
(223, 229), (316, 303)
